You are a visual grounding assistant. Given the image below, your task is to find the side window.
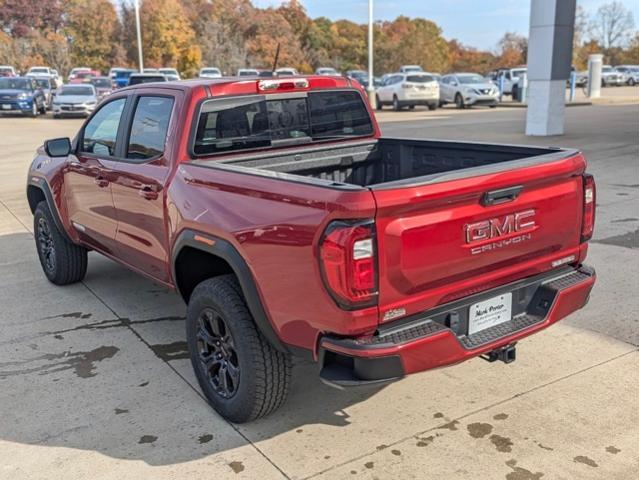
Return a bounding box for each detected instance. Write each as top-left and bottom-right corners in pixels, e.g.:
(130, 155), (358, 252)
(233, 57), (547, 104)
(127, 96), (174, 160)
(81, 98), (126, 157)
(441, 76), (450, 85)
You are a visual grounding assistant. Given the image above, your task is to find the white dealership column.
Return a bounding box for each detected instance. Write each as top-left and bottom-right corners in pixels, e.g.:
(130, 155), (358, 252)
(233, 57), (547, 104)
(525, 0), (576, 136)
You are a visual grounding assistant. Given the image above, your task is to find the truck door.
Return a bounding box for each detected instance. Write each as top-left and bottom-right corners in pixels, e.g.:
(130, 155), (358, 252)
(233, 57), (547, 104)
(101, 91), (179, 283)
(65, 97), (127, 253)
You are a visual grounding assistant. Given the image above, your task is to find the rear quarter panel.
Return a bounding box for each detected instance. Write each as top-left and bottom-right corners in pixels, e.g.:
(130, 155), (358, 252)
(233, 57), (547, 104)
(168, 164), (379, 351)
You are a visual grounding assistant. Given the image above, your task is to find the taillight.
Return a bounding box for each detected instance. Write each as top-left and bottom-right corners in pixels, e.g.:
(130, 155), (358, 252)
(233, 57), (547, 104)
(581, 174), (596, 242)
(319, 220), (378, 309)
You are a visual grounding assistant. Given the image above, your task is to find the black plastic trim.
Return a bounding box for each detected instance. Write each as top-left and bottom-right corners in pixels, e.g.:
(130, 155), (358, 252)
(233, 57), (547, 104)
(322, 265), (594, 353)
(27, 176), (72, 242)
(318, 348), (403, 389)
(171, 229), (289, 353)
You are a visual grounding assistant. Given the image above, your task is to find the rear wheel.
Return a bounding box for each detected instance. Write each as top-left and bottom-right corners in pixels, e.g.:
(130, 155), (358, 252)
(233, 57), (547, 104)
(34, 201), (87, 285)
(428, 103), (437, 111)
(392, 96), (401, 111)
(186, 275), (291, 423)
(455, 93), (465, 109)
(408, 105), (415, 110)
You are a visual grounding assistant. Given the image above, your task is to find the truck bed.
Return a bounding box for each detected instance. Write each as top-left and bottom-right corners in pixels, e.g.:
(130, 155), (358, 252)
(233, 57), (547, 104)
(207, 138), (571, 189)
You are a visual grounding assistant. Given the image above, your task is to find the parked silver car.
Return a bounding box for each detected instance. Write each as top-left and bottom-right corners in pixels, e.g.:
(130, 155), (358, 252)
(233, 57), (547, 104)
(601, 66), (626, 86)
(52, 84), (98, 118)
(440, 73), (499, 108)
(614, 65), (639, 86)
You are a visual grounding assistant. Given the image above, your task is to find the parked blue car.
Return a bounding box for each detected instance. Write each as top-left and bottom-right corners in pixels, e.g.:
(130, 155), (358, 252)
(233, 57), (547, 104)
(0, 77), (47, 116)
(112, 69), (137, 88)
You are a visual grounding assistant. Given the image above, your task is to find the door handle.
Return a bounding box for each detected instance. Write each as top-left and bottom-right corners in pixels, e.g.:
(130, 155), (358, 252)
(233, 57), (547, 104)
(94, 176), (109, 188)
(481, 185), (523, 206)
(138, 185), (158, 200)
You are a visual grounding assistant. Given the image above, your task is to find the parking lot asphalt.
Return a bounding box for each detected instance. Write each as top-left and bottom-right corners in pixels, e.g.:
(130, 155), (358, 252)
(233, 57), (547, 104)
(1, 103), (638, 480)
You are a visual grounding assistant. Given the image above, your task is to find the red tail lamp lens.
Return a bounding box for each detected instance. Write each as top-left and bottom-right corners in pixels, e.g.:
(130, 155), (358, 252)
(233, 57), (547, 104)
(319, 221), (377, 308)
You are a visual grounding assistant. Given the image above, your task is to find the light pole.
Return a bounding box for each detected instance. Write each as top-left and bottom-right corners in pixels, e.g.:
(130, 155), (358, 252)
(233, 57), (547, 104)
(134, 0), (144, 72)
(367, 0), (376, 108)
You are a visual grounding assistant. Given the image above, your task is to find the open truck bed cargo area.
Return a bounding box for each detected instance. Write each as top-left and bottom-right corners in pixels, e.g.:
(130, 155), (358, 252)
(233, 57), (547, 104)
(198, 138), (572, 189)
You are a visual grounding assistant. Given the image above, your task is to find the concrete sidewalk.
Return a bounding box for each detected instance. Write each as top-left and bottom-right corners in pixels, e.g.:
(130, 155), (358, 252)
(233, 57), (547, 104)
(0, 106), (638, 480)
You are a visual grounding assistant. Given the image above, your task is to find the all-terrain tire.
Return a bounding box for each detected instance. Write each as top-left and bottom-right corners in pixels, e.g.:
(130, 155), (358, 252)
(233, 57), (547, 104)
(34, 201), (87, 285)
(186, 275), (292, 423)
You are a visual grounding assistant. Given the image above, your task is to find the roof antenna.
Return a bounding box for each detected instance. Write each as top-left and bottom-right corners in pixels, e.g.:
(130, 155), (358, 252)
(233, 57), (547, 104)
(272, 43), (281, 74)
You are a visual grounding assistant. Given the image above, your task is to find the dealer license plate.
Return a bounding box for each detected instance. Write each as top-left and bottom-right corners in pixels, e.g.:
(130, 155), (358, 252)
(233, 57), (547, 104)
(468, 293), (512, 335)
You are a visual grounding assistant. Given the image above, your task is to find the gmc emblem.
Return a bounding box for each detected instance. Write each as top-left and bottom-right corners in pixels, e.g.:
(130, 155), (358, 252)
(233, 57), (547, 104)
(465, 210), (536, 244)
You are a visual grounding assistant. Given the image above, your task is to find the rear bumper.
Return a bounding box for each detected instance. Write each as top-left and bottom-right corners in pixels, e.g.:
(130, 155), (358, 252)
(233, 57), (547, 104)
(319, 265), (595, 388)
(398, 99), (438, 107)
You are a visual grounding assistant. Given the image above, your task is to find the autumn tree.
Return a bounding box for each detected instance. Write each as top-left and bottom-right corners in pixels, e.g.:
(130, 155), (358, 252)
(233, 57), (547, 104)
(65, 0), (119, 73)
(184, 0), (254, 74)
(245, 8), (306, 71)
(0, 0), (63, 37)
(377, 17), (449, 73)
(496, 32), (527, 67)
(139, 0), (201, 76)
(448, 39), (497, 73)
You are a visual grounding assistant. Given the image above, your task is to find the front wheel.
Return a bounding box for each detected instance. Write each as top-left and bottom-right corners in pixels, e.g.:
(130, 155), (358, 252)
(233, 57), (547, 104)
(629, 78), (636, 86)
(26, 102), (37, 117)
(455, 93), (465, 109)
(34, 201), (87, 285)
(187, 275), (292, 423)
(428, 103), (437, 111)
(376, 95), (383, 111)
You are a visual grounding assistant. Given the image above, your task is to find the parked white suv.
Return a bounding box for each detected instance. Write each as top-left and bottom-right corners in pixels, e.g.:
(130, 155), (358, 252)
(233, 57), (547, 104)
(440, 73), (499, 108)
(376, 72), (439, 111)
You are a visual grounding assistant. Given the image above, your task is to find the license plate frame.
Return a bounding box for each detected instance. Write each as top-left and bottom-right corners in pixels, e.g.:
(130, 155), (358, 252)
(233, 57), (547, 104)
(468, 292), (512, 335)
(1, 104), (11, 110)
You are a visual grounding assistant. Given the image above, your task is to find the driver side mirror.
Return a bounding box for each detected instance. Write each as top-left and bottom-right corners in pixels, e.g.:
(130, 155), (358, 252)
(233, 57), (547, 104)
(44, 137), (72, 157)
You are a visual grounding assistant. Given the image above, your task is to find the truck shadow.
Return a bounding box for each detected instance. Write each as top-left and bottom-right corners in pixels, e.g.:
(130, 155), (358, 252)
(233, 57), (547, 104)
(0, 233), (388, 467)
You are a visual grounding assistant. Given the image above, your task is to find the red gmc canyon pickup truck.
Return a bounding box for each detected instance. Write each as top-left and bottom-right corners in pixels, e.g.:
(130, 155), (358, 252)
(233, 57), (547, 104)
(27, 76), (596, 422)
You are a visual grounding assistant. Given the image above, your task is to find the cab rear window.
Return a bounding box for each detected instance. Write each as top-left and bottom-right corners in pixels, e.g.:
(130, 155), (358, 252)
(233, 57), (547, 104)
(193, 90), (373, 156)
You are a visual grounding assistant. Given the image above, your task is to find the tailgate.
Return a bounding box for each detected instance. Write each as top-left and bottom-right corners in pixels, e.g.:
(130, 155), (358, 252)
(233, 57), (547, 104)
(373, 151), (586, 323)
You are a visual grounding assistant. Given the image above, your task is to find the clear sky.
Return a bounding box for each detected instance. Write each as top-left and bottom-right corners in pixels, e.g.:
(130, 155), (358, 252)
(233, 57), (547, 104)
(252, 0), (639, 50)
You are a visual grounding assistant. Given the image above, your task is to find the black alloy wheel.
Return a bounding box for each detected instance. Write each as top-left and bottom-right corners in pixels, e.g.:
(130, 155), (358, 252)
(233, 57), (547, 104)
(196, 307), (240, 398)
(36, 216), (56, 275)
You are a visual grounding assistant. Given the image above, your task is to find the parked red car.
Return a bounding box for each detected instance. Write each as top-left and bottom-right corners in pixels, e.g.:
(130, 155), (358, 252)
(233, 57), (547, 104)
(27, 76), (596, 422)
